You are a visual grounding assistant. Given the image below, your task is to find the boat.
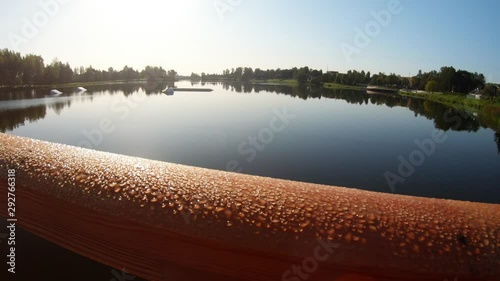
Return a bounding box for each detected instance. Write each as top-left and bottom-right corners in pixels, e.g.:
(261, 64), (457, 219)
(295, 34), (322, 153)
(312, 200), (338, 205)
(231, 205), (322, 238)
(49, 89), (63, 96)
(163, 87), (174, 95)
(77, 87), (87, 93)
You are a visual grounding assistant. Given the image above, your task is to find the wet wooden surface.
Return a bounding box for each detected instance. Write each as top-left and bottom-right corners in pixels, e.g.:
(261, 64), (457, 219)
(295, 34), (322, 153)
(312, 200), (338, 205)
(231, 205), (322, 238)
(0, 133), (498, 280)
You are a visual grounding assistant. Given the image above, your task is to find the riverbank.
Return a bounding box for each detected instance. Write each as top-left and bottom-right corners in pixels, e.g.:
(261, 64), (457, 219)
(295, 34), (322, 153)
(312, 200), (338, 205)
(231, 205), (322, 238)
(399, 90), (500, 112)
(252, 79), (367, 91)
(0, 80), (146, 90)
(10, 78), (366, 92)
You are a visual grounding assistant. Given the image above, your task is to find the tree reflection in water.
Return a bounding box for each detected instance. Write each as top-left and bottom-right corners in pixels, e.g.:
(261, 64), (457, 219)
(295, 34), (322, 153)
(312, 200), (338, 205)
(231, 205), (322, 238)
(1, 82), (499, 151)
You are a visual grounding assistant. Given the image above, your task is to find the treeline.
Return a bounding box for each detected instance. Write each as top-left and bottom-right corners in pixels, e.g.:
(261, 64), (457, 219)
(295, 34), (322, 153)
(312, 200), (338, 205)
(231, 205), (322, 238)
(193, 66), (357, 87)
(191, 67), (325, 84)
(193, 65), (489, 95)
(0, 48), (176, 87)
(1, 48), (490, 95)
(412, 67), (486, 94)
(191, 67), (411, 87)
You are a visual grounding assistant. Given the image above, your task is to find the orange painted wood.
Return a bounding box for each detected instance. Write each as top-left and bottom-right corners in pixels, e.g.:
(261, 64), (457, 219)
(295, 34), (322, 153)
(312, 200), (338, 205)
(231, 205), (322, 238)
(0, 133), (498, 280)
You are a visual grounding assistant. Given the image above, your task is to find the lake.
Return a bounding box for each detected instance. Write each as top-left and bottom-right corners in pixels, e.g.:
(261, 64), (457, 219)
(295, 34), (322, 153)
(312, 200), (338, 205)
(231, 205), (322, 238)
(1, 81), (499, 204)
(2, 81), (500, 280)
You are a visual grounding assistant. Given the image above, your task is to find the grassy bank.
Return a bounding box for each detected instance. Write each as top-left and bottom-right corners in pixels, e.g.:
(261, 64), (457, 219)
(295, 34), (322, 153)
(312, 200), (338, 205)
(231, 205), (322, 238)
(399, 90), (500, 112)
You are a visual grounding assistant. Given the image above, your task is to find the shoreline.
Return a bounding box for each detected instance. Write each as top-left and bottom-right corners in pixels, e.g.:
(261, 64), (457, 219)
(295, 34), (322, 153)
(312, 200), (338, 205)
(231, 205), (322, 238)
(0, 80), (148, 90)
(399, 90), (500, 113)
(3, 79), (499, 114)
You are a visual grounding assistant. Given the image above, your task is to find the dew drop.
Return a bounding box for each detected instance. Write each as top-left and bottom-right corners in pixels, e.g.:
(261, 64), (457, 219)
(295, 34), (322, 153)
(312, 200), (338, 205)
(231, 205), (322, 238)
(412, 244), (420, 253)
(344, 232), (352, 242)
(224, 209), (233, 219)
(443, 244), (450, 252)
(300, 220), (311, 228)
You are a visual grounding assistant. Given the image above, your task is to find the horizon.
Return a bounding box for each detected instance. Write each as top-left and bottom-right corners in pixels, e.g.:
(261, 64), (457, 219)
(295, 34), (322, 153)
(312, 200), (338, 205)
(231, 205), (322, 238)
(1, 0), (499, 82)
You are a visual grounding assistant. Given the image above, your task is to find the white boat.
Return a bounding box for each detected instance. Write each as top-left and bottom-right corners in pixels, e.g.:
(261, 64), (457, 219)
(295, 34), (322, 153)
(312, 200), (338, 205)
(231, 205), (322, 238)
(50, 89), (63, 96)
(77, 87), (87, 93)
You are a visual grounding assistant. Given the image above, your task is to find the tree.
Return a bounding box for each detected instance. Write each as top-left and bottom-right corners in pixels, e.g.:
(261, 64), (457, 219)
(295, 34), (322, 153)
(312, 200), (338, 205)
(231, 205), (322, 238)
(22, 54), (44, 85)
(59, 62), (74, 83)
(234, 67), (243, 81)
(438, 66), (456, 92)
(0, 49), (23, 86)
(167, 69), (177, 80)
(43, 59), (63, 84)
(425, 80), (438, 93)
(242, 67), (253, 81)
(401, 77), (410, 88)
(294, 67), (310, 85)
(386, 73), (400, 87)
(254, 68), (267, 80)
(190, 73), (201, 80)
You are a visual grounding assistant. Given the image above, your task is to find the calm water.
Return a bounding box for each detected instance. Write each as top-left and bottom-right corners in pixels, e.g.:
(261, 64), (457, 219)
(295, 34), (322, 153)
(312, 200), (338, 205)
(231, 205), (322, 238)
(2, 81), (500, 280)
(1, 81), (500, 203)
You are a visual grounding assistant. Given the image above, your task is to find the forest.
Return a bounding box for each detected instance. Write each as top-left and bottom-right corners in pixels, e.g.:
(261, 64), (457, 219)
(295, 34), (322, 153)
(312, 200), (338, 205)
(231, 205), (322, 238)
(193, 66), (489, 95)
(0, 48), (175, 87)
(0, 48), (492, 96)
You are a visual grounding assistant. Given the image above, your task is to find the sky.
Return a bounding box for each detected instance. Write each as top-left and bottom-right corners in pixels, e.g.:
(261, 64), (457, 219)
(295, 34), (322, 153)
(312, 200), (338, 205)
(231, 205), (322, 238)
(0, 0), (499, 82)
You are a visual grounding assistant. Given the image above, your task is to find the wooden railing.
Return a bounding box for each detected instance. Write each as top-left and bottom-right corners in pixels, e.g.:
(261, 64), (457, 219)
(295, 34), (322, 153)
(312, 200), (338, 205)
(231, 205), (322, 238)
(0, 133), (498, 281)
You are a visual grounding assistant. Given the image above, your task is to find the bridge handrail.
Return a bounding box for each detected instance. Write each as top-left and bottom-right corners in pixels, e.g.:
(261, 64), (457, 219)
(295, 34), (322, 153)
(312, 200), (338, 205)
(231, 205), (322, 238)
(0, 133), (498, 280)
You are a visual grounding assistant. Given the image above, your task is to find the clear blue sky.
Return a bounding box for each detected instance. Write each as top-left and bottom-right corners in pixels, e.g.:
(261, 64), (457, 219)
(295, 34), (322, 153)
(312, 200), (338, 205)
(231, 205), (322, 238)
(1, 0), (499, 82)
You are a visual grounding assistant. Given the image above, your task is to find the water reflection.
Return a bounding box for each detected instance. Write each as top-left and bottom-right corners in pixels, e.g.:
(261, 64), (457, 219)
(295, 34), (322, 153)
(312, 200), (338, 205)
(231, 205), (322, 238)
(1, 81), (499, 148)
(495, 132), (500, 154)
(0, 105), (47, 132)
(0, 83), (161, 132)
(0, 99), (73, 132)
(215, 81), (500, 132)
